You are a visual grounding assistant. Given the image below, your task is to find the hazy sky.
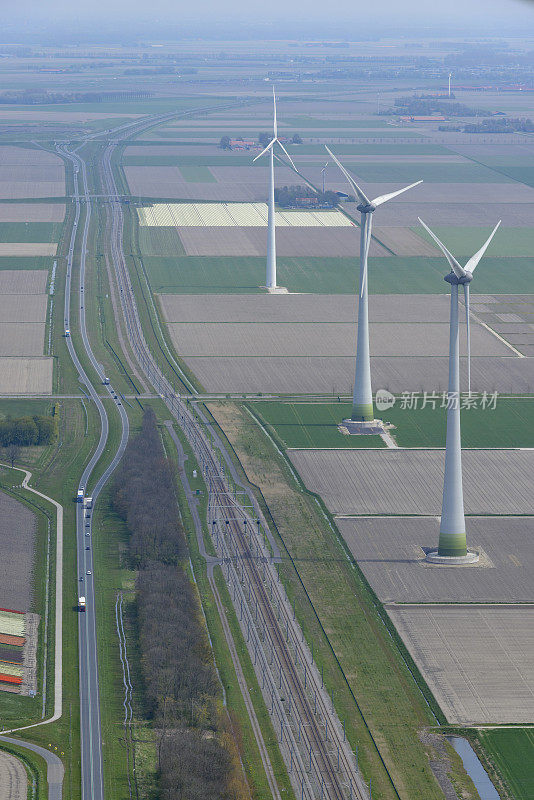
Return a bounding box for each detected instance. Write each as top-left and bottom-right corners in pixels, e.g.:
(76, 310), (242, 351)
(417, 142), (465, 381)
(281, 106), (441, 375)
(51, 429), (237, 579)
(3, 0), (534, 35)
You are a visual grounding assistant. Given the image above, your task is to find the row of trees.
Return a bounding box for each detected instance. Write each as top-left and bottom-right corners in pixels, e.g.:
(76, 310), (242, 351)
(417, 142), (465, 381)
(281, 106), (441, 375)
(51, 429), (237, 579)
(464, 117), (534, 133)
(219, 132), (302, 150)
(386, 95), (492, 118)
(113, 409), (248, 800)
(0, 90), (153, 104)
(275, 184), (341, 208)
(0, 415), (57, 447)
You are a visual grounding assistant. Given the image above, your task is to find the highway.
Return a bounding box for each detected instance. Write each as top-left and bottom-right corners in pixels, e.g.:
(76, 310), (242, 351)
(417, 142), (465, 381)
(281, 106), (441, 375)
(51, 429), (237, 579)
(58, 141), (130, 800)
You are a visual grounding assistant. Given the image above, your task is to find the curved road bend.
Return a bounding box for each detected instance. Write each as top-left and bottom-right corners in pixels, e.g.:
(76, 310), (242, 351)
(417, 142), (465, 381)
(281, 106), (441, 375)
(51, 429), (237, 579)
(0, 735), (64, 800)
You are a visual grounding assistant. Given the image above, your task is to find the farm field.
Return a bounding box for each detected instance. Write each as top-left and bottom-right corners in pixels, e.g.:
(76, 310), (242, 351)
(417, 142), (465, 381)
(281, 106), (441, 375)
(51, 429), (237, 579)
(178, 165), (216, 182)
(0, 205), (65, 223)
(158, 292), (451, 323)
(288, 448), (534, 515)
(415, 225), (534, 258)
(479, 729), (534, 800)
(0, 296), (48, 323)
(252, 398), (534, 449)
(0, 221), (62, 242)
(388, 605), (534, 724)
(0, 492), (36, 613)
(138, 202), (353, 227)
(179, 353), (534, 395)
(0, 358), (52, 394)
(0, 270), (48, 294)
(0, 324), (46, 356)
(0, 243), (56, 256)
(166, 320), (507, 357)
(337, 515), (534, 603)
(157, 289), (526, 394)
(0, 750), (27, 799)
(175, 225), (383, 257)
(142, 253), (534, 294)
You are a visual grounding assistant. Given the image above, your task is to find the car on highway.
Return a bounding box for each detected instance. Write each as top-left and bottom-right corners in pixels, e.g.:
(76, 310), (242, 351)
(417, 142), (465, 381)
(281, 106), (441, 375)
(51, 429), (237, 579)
(87, 570), (92, 575)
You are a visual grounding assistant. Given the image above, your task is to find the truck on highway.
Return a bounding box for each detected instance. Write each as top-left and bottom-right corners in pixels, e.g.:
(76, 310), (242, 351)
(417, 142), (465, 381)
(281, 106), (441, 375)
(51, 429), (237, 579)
(76, 487), (84, 503)
(78, 596), (86, 611)
(83, 496), (93, 510)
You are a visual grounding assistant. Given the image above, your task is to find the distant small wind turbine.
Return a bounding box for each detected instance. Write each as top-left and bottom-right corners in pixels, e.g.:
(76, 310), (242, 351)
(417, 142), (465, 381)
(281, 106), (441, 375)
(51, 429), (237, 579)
(448, 72), (452, 97)
(326, 145), (422, 427)
(321, 161), (328, 194)
(253, 87), (297, 290)
(419, 218), (501, 560)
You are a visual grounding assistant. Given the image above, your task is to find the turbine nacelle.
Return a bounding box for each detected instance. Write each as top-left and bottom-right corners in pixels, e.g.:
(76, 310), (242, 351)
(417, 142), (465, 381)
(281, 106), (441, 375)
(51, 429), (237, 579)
(420, 217), (501, 396)
(444, 271), (473, 286)
(357, 202), (376, 214)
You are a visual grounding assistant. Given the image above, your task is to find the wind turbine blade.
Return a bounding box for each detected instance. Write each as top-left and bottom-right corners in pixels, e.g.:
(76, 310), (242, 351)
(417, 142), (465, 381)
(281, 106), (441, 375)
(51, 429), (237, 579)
(324, 146), (371, 206)
(418, 217), (466, 278)
(273, 86), (277, 139)
(464, 283), (471, 395)
(252, 138), (275, 162)
(371, 179), (423, 207)
(276, 138), (297, 171)
(464, 220), (501, 274)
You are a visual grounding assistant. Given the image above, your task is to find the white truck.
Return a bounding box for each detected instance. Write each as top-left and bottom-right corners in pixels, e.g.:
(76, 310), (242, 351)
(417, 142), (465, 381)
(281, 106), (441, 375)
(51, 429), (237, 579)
(83, 496), (93, 510)
(78, 596), (86, 611)
(76, 487), (84, 503)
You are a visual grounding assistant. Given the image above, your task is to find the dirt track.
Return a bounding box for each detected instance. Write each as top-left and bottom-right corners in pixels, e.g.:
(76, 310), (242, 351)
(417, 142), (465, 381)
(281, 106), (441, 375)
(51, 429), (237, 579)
(0, 749), (27, 800)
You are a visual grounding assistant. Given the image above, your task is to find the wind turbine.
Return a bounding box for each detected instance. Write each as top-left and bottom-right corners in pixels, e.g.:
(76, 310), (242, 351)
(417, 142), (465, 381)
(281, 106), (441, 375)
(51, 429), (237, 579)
(326, 146), (422, 427)
(253, 87), (297, 290)
(448, 72), (452, 98)
(419, 218), (501, 560)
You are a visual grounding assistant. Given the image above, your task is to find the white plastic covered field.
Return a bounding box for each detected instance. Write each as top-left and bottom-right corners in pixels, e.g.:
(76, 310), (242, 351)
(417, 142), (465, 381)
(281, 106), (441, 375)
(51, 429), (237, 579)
(138, 202), (354, 228)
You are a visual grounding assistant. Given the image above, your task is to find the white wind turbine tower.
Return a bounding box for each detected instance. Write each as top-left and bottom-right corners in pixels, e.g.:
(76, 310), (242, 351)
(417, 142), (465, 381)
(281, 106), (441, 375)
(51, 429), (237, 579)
(448, 72), (452, 98)
(326, 146), (422, 430)
(253, 87), (297, 291)
(419, 218), (501, 562)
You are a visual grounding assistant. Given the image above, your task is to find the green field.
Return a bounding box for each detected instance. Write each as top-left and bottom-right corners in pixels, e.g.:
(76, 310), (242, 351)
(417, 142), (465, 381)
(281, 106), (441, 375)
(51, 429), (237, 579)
(252, 402), (386, 448)
(0, 256), (53, 270)
(143, 254), (534, 295)
(415, 226), (534, 258)
(479, 729), (534, 800)
(286, 117), (390, 127)
(351, 162), (508, 183)
(178, 165), (216, 182)
(252, 399), (534, 449)
(0, 222), (62, 242)
(0, 399), (50, 418)
(125, 154), (255, 166)
(138, 227), (185, 257)
(484, 165), (534, 188)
